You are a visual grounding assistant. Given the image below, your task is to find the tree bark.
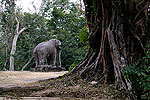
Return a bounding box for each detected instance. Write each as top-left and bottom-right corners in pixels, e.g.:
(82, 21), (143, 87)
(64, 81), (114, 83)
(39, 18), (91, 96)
(9, 17), (26, 71)
(71, 0), (150, 98)
(9, 34), (20, 71)
(4, 30), (9, 70)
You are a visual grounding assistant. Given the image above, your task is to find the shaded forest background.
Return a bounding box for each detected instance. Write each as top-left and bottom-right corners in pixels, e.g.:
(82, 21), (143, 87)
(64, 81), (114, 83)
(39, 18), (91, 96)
(0, 0), (88, 71)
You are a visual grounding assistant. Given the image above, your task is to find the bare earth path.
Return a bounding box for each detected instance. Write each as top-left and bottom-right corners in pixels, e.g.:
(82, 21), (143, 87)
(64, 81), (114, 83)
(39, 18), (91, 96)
(0, 71), (125, 99)
(0, 71), (68, 88)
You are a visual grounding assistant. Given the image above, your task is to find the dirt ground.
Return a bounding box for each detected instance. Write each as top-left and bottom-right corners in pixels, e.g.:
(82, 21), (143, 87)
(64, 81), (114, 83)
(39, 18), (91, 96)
(0, 71), (67, 88)
(0, 71), (127, 100)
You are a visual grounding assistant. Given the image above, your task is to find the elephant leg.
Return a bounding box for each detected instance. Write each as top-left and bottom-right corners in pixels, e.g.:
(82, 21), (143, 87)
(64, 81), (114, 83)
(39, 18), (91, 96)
(35, 60), (38, 67)
(38, 51), (48, 65)
(41, 58), (46, 64)
(38, 53), (43, 65)
(45, 57), (48, 65)
(34, 52), (38, 67)
(53, 50), (57, 66)
(58, 50), (61, 67)
(34, 57), (38, 67)
(46, 55), (51, 65)
(46, 58), (49, 65)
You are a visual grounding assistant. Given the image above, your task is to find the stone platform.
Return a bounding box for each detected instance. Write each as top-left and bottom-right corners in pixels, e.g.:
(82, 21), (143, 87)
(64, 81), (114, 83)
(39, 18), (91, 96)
(31, 65), (66, 72)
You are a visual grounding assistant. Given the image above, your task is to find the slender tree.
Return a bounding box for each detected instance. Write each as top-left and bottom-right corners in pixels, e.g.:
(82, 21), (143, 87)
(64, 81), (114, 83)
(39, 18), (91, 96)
(0, 0), (16, 70)
(72, 0), (150, 98)
(9, 17), (26, 71)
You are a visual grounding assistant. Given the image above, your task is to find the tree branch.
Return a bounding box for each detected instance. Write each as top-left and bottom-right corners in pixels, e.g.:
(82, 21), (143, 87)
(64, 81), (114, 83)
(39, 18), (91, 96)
(15, 17), (19, 34)
(18, 27), (27, 34)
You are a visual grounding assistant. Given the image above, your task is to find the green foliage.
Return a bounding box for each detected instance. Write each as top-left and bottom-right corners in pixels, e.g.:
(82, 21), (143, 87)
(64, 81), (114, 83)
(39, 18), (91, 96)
(0, 47), (5, 70)
(78, 27), (89, 46)
(0, 0), (17, 70)
(68, 62), (77, 73)
(42, 0), (88, 69)
(0, 0), (88, 70)
(123, 48), (150, 99)
(14, 13), (50, 70)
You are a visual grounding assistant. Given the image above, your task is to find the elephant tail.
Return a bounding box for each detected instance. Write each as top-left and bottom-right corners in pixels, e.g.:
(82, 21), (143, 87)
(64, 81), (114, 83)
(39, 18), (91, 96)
(21, 56), (34, 71)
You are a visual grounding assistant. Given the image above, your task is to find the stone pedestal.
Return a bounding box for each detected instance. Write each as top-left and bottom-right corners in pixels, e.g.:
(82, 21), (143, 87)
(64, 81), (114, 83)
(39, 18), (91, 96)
(31, 65), (66, 72)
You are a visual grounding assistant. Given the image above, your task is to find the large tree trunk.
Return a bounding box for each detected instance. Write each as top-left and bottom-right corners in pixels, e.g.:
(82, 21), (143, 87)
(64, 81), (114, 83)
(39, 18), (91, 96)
(72, 0), (150, 98)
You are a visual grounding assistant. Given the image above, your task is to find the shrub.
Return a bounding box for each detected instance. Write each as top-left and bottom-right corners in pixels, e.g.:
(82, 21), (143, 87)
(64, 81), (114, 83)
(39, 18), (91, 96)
(123, 49), (150, 100)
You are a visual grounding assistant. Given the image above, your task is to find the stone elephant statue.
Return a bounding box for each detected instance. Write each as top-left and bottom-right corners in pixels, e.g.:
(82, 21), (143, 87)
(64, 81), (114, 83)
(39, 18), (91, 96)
(33, 39), (62, 67)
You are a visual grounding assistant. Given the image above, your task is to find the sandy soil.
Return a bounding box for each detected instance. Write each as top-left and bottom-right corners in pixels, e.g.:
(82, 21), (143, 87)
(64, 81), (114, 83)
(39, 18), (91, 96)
(0, 71), (68, 88)
(0, 71), (126, 99)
